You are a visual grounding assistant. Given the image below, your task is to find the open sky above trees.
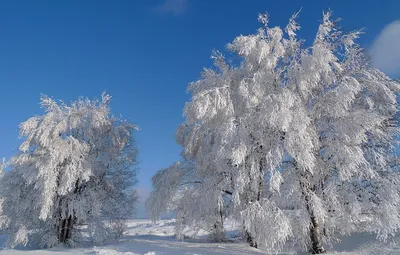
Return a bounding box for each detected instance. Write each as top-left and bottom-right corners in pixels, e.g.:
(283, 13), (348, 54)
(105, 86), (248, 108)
(0, 0), (399, 218)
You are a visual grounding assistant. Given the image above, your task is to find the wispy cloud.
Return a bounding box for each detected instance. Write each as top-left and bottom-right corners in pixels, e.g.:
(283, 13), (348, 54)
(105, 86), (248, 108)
(154, 0), (188, 16)
(371, 20), (400, 77)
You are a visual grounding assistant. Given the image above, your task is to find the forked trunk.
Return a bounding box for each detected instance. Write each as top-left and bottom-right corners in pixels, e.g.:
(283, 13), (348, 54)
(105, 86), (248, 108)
(57, 179), (81, 244)
(58, 218), (67, 243)
(58, 214), (75, 244)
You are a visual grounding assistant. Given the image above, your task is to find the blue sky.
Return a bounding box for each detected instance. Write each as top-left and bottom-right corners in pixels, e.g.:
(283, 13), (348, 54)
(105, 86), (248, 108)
(0, 0), (399, 217)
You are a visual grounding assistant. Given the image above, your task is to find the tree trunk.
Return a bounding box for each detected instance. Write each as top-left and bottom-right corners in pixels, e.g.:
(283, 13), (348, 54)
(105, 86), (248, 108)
(308, 212), (325, 254)
(320, 179), (327, 237)
(296, 160), (325, 254)
(58, 213), (75, 244)
(58, 179), (80, 244)
(302, 184), (325, 254)
(244, 174), (263, 248)
(65, 215), (73, 241)
(58, 218), (67, 243)
(57, 179), (80, 244)
(245, 230), (258, 248)
(212, 221), (225, 242)
(245, 157), (264, 249)
(212, 202), (226, 242)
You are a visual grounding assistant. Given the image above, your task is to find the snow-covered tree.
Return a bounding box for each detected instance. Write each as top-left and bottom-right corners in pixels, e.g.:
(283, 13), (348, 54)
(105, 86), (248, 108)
(152, 11), (400, 254)
(147, 159), (232, 241)
(0, 94), (138, 248)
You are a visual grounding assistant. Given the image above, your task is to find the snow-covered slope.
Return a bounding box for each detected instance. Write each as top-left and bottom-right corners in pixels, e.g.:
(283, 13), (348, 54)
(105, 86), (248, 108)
(0, 219), (399, 255)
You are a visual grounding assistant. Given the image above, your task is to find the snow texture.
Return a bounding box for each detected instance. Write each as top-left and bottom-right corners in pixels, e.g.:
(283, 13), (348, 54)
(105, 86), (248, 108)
(0, 219), (400, 255)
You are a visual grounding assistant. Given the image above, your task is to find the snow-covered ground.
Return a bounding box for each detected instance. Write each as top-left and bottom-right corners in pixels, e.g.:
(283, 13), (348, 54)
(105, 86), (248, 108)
(0, 219), (399, 255)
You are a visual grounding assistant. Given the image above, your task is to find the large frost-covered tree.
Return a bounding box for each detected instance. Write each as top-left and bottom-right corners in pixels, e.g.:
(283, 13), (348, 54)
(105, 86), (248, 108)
(0, 94), (138, 248)
(150, 11), (400, 254)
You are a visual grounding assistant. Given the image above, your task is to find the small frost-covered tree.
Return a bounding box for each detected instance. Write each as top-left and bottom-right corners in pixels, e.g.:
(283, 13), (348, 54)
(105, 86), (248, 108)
(164, 11), (399, 254)
(147, 159), (232, 241)
(148, 95), (241, 241)
(0, 94), (138, 248)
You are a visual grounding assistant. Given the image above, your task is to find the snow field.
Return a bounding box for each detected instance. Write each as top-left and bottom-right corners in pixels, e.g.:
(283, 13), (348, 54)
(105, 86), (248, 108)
(1, 219), (400, 254)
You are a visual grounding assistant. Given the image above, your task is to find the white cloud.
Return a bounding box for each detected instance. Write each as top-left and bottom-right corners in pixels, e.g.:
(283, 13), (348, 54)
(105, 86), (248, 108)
(371, 21), (400, 77)
(154, 0), (188, 16)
